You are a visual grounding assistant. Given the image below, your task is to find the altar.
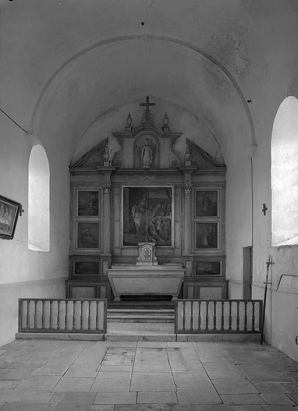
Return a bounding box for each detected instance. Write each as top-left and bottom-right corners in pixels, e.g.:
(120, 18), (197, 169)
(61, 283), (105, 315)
(108, 243), (184, 301)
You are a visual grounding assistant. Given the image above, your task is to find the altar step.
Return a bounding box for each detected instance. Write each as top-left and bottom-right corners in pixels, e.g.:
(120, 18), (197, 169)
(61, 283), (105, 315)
(107, 308), (175, 323)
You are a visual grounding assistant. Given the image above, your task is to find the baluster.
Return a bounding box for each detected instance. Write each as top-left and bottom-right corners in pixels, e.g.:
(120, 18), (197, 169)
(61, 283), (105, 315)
(198, 300), (201, 331)
(190, 301), (194, 332)
(49, 301), (53, 330)
(244, 301), (248, 331)
(57, 301), (60, 331)
(229, 301), (232, 331)
(213, 301), (217, 331)
(221, 301), (224, 331)
(73, 301), (76, 330)
(34, 300), (37, 330)
(26, 300), (30, 330)
(182, 301), (186, 331)
(42, 300), (45, 330)
(236, 301), (240, 331)
(96, 300), (99, 331)
(80, 301), (83, 330)
(206, 301), (209, 331)
(88, 301), (91, 331)
(65, 300), (68, 331)
(252, 301), (255, 331)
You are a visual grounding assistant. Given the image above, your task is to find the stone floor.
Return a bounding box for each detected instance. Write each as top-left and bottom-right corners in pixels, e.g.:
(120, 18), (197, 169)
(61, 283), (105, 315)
(0, 338), (298, 410)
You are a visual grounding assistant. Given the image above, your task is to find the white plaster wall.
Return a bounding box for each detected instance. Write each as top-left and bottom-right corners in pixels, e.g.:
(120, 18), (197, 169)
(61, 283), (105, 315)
(0, 114), (69, 345)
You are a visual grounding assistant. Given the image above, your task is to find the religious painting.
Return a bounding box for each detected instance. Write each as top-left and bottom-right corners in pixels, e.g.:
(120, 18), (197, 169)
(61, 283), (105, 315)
(74, 261), (100, 276)
(77, 222), (100, 249)
(195, 261), (221, 276)
(0, 195), (22, 240)
(122, 186), (173, 247)
(195, 190), (218, 217)
(195, 222), (218, 249)
(77, 190), (100, 217)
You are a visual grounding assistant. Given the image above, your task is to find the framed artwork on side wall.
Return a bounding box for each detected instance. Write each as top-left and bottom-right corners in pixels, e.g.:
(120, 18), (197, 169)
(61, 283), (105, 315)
(0, 195), (22, 240)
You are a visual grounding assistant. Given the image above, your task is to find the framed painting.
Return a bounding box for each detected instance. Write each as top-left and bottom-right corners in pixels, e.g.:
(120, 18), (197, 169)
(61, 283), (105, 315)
(0, 195), (22, 240)
(76, 222), (100, 250)
(195, 261), (221, 276)
(77, 190), (100, 217)
(122, 186), (173, 247)
(195, 222), (218, 249)
(74, 261), (100, 276)
(195, 190), (218, 217)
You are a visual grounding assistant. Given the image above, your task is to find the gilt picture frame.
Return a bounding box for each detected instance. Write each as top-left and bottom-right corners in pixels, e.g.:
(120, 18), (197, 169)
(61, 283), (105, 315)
(0, 195), (22, 240)
(122, 186), (173, 247)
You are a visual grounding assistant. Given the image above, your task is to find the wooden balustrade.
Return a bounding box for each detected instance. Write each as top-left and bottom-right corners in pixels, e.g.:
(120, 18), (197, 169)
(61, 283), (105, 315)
(18, 298), (107, 333)
(175, 300), (262, 334)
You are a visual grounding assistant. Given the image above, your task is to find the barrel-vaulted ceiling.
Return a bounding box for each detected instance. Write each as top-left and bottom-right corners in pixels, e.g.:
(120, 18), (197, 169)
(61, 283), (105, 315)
(1, 0), (297, 165)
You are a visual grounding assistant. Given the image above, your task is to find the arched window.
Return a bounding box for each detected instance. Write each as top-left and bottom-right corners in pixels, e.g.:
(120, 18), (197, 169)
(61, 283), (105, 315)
(271, 96), (298, 246)
(28, 145), (50, 251)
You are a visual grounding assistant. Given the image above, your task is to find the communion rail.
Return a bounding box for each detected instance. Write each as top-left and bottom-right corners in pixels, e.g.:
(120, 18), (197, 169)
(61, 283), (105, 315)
(18, 298), (107, 333)
(175, 299), (262, 335)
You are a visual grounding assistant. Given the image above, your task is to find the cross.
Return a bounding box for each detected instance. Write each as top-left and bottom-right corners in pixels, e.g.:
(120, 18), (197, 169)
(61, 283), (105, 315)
(262, 203), (268, 216)
(140, 96), (156, 112)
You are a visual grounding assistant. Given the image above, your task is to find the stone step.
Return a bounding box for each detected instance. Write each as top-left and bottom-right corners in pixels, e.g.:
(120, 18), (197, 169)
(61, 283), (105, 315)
(107, 308), (175, 323)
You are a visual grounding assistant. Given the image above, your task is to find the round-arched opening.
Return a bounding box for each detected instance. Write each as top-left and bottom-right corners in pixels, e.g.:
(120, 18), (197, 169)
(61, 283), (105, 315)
(271, 96), (298, 246)
(28, 145), (50, 251)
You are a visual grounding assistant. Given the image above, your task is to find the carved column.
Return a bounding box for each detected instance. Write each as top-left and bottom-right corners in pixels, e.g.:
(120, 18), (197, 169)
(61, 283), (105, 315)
(98, 167), (115, 267)
(180, 167), (197, 276)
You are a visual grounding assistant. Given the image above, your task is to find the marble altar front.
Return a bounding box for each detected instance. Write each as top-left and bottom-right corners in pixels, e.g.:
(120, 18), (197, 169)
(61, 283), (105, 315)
(107, 243), (184, 301)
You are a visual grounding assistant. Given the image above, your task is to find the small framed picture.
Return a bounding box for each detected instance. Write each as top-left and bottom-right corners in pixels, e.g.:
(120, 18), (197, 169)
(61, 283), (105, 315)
(195, 261), (221, 276)
(77, 190), (100, 217)
(195, 222), (218, 249)
(0, 195), (22, 240)
(77, 222), (100, 250)
(195, 190), (218, 217)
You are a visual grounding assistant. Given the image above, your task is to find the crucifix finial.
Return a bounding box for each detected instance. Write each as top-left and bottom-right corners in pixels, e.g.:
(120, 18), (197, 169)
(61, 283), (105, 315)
(140, 96), (156, 112)
(140, 96), (156, 126)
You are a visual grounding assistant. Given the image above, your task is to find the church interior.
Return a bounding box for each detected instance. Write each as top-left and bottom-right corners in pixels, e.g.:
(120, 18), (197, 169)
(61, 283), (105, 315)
(0, 0), (298, 365)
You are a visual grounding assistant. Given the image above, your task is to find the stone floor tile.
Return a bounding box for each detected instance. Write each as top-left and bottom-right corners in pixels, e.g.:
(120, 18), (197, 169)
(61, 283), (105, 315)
(137, 342), (168, 348)
(49, 392), (66, 403)
(252, 381), (289, 393)
(176, 386), (221, 404)
(205, 368), (244, 379)
(15, 375), (61, 391)
(171, 406), (233, 411)
(32, 361), (71, 376)
(261, 406), (298, 411)
(0, 390), (54, 403)
(137, 391), (178, 404)
(230, 406), (264, 411)
(115, 405), (170, 411)
(228, 394), (265, 404)
(286, 392), (298, 404)
(94, 392), (137, 404)
(99, 365), (133, 372)
(172, 372), (210, 388)
(260, 392), (296, 405)
(53, 377), (95, 392)
(220, 394), (234, 405)
(0, 380), (21, 389)
(64, 363), (98, 378)
(0, 361), (45, 371)
(237, 365), (292, 382)
(167, 348), (189, 372)
(212, 379), (259, 395)
(133, 364), (171, 373)
(54, 404), (90, 411)
(89, 406), (115, 411)
(59, 392), (97, 404)
(95, 371), (132, 380)
(282, 382), (298, 392)
(0, 369), (32, 380)
(90, 377), (131, 392)
(130, 372), (175, 392)
(0, 404), (53, 411)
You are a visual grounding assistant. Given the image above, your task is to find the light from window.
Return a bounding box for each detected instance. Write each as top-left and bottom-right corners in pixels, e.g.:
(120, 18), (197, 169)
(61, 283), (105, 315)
(271, 96), (298, 246)
(28, 145), (50, 251)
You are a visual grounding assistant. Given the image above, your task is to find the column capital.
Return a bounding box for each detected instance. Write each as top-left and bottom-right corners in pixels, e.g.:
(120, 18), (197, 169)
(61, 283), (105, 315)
(103, 184), (111, 194)
(184, 184), (192, 194)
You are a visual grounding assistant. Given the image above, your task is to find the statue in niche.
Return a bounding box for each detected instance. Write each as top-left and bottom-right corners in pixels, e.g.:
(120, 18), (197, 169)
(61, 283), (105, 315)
(141, 138), (153, 168)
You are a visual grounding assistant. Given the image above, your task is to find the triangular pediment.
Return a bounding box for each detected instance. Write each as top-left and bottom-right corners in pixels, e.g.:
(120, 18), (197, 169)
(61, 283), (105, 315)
(70, 137), (108, 169)
(186, 138), (225, 169)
